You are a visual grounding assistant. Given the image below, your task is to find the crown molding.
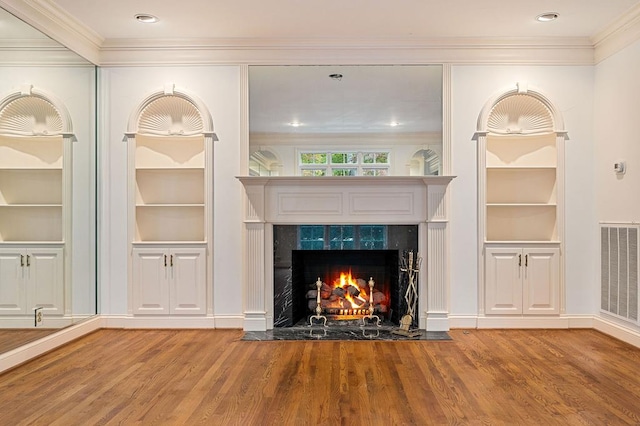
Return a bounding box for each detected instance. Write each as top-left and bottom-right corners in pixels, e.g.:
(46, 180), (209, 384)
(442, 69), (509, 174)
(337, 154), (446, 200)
(593, 2), (640, 63)
(99, 37), (594, 66)
(0, 0), (102, 64)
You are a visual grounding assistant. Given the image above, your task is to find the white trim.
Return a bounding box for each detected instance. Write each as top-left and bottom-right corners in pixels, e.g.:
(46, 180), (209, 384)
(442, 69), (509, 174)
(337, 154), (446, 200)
(593, 3), (640, 63)
(593, 316), (640, 348)
(0, 316), (103, 374)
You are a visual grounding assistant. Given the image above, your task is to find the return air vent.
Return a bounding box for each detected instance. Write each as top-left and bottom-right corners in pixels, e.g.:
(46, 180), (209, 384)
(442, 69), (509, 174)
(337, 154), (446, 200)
(601, 224), (639, 324)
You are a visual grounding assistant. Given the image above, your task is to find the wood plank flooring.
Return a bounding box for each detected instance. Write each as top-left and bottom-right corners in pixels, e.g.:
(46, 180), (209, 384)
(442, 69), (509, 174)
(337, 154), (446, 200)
(0, 329), (59, 354)
(1, 328), (639, 425)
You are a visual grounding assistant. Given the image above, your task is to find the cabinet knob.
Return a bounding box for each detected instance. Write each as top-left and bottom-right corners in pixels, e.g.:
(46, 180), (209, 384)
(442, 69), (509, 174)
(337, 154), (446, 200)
(518, 254), (521, 267)
(525, 254), (528, 267)
(20, 255), (24, 267)
(164, 254), (167, 267)
(26, 255), (30, 267)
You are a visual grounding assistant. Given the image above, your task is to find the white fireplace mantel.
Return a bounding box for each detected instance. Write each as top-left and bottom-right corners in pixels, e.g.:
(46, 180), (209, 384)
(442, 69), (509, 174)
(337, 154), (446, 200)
(237, 175), (455, 331)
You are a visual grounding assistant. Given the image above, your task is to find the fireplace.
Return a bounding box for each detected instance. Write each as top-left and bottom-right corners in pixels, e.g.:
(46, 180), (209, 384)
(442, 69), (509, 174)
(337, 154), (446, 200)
(273, 225), (417, 327)
(238, 176), (454, 332)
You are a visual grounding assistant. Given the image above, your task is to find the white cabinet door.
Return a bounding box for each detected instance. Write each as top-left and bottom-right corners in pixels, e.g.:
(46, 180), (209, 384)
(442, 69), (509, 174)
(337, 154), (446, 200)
(485, 248), (523, 315)
(170, 248), (206, 315)
(523, 248), (559, 315)
(132, 248), (170, 315)
(0, 249), (26, 315)
(132, 247), (206, 315)
(27, 248), (64, 315)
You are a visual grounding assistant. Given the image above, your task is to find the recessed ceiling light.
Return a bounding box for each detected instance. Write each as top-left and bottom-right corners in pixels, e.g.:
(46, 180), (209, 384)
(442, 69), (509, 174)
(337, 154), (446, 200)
(536, 12), (559, 22)
(289, 122), (302, 127)
(135, 14), (159, 23)
(390, 121), (400, 127)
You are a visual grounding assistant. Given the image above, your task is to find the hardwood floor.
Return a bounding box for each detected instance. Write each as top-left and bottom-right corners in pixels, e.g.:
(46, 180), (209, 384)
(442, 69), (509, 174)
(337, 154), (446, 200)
(0, 329), (59, 354)
(1, 328), (639, 425)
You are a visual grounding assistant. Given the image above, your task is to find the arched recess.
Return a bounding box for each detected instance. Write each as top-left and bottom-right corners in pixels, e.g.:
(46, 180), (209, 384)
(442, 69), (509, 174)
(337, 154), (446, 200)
(249, 148), (282, 176)
(474, 83), (568, 323)
(124, 84), (218, 320)
(408, 148), (441, 176)
(0, 85), (76, 319)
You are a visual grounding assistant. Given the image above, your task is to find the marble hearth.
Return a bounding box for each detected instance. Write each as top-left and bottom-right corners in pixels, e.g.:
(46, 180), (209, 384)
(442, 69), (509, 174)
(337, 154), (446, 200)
(237, 176), (454, 332)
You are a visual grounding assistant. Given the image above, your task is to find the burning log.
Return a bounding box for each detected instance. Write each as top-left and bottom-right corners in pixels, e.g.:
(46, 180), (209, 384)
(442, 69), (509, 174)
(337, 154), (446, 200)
(345, 285), (360, 297)
(332, 287), (345, 298)
(320, 282), (332, 299)
(372, 291), (386, 305)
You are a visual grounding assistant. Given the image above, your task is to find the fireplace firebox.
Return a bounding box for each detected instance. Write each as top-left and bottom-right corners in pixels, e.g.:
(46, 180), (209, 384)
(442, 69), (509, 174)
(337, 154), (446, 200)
(273, 225), (418, 327)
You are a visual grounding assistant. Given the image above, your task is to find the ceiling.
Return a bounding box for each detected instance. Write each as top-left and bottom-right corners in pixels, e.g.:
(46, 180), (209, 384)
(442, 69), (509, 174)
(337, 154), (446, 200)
(45, 0), (640, 42)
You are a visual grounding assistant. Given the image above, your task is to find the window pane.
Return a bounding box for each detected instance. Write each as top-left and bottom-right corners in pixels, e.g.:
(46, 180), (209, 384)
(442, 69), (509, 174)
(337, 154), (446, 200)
(301, 153), (327, 164)
(362, 168), (388, 176)
(301, 169), (326, 176)
(332, 168), (357, 176)
(363, 152), (389, 164)
(360, 225), (386, 249)
(331, 152), (357, 164)
(329, 225), (354, 250)
(299, 225), (324, 250)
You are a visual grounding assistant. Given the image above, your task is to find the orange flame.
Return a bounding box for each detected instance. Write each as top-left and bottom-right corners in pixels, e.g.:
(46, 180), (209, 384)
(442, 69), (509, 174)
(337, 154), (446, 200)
(332, 270), (368, 309)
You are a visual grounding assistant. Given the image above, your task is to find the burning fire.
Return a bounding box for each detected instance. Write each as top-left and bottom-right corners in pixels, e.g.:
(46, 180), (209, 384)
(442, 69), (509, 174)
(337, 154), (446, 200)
(333, 270), (368, 309)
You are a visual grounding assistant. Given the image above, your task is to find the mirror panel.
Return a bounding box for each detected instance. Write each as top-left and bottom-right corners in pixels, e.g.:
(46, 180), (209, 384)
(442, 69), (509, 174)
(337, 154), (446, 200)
(0, 7), (96, 353)
(249, 65), (443, 176)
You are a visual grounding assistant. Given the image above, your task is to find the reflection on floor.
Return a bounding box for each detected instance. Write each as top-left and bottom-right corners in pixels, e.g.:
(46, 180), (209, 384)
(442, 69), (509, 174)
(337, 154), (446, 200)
(0, 329), (57, 354)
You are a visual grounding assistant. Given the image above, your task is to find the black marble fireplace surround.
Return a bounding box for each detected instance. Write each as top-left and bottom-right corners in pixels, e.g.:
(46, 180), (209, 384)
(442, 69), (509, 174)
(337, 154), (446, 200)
(273, 225), (419, 328)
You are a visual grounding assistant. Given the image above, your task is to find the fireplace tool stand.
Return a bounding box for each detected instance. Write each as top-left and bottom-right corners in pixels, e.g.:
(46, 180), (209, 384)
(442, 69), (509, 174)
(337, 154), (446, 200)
(309, 277), (327, 326)
(361, 277), (381, 327)
(392, 251), (422, 337)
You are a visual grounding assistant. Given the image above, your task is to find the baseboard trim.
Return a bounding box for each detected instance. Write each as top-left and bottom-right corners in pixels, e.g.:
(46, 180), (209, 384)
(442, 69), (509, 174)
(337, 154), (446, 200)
(102, 316), (218, 329)
(593, 316), (640, 348)
(0, 316), (103, 374)
(451, 315), (594, 330)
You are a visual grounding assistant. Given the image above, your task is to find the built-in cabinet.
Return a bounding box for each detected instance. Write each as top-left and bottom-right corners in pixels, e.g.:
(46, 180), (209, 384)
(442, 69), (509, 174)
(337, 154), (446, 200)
(485, 247), (559, 315)
(126, 88), (215, 318)
(130, 134), (208, 316)
(476, 85), (566, 319)
(0, 247), (64, 315)
(0, 132), (68, 319)
(132, 247), (206, 315)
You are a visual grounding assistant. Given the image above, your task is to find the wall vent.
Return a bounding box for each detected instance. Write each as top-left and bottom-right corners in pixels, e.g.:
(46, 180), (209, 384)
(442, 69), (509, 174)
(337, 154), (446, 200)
(601, 224), (639, 324)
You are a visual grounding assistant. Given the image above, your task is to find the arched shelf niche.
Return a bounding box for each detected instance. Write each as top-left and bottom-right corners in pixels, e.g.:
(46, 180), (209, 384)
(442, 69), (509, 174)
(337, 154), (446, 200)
(409, 148), (441, 176)
(249, 148), (282, 176)
(124, 84), (217, 317)
(474, 83), (568, 320)
(0, 85), (76, 319)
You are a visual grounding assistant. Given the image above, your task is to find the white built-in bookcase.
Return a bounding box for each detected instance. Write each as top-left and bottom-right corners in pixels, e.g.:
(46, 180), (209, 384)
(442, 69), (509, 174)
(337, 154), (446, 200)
(0, 87), (75, 319)
(125, 85), (216, 317)
(475, 84), (567, 320)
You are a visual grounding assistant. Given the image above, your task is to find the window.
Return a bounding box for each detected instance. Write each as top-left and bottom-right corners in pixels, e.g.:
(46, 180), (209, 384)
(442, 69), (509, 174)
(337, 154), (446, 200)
(298, 225), (387, 250)
(299, 151), (390, 176)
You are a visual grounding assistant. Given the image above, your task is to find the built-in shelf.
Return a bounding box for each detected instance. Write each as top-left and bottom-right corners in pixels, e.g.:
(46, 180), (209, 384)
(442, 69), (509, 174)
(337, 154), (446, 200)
(134, 134), (205, 243)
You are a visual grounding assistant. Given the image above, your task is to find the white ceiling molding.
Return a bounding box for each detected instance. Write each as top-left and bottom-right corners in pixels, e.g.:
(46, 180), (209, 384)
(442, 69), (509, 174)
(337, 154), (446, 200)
(0, 0), (102, 64)
(0, 38), (94, 65)
(98, 38), (595, 66)
(593, 3), (640, 63)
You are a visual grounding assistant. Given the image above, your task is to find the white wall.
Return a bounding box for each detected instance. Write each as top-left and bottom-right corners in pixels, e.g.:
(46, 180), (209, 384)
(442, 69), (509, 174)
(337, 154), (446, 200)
(450, 65), (597, 316)
(595, 40), (640, 222)
(99, 66), (242, 318)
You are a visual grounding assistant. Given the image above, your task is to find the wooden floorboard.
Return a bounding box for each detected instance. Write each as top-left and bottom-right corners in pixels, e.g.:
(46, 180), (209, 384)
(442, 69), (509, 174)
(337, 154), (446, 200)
(1, 328), (639, 425)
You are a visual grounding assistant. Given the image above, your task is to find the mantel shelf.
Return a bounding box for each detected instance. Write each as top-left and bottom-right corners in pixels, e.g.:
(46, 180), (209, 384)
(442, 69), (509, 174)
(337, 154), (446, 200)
(237, 175), (456, 187)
